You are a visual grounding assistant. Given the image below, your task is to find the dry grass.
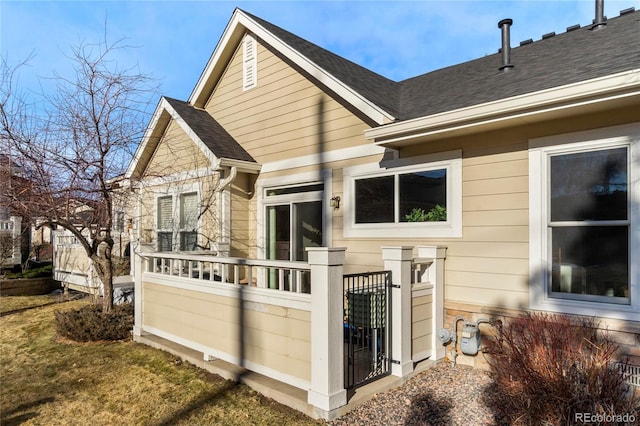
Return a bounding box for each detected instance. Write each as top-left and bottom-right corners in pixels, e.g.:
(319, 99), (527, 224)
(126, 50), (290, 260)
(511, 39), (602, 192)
(0, 296), (322, 426)
(0, 294), (57, 314)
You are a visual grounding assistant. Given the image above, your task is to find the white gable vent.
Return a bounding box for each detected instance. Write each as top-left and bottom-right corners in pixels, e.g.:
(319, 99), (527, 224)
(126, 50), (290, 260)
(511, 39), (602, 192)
(243, 33), (257, 90)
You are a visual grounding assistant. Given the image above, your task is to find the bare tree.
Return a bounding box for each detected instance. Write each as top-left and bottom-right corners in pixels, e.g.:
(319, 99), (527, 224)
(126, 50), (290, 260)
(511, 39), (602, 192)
(1, 38), (156, 312)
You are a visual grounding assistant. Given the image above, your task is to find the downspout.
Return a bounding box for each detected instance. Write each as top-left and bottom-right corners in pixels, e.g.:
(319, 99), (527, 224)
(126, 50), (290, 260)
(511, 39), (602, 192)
(215, 166), (237, 255)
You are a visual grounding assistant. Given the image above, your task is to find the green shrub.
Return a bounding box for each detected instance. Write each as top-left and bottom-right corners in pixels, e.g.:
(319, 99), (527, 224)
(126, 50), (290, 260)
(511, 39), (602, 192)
(55, 303), (134, 342)
(483, 311), (638, 425)
(6, 264), (53, 279)
(404, 205), (447, 222)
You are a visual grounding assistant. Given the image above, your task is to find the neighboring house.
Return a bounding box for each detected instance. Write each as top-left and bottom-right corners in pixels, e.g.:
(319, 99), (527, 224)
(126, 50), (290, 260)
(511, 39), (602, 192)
(0, 216), (22, 268)
(53, 197), (133, 296)
(0, 154), (29, 268)
(125, 6), (639, 419)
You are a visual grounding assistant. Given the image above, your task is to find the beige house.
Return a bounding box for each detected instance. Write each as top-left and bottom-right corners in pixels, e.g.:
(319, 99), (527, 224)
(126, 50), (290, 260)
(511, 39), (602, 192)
(122, 6), (640, 419)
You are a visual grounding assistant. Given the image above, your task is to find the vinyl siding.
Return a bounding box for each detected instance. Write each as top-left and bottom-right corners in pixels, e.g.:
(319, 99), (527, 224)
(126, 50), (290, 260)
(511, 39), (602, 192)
(331, 141), (531, 308)
(143, 281), (311, 384)
(205, 39), (370, 165)
(145, 120), (211, 176)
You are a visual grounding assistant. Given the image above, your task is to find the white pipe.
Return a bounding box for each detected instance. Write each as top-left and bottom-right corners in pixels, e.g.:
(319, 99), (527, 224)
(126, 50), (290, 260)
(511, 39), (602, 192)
(215, 166), (237, 250)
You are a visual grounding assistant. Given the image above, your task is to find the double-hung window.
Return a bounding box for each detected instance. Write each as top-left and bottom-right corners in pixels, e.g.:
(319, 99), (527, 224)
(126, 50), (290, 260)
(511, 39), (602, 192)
(157, 195), (174, 252)
(179, 192), (198, 251)
(529, 124), (639, 319)
(156, 189), (200, 252)
(343, 152), (462, 238)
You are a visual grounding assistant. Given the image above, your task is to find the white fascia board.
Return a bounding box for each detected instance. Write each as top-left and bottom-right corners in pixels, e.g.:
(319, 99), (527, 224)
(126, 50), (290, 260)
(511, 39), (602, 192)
(189, 9), (395, 125)
(189, 10), (245, 105)
(366, 69), (640, 144)
(125, 98), (167, 179)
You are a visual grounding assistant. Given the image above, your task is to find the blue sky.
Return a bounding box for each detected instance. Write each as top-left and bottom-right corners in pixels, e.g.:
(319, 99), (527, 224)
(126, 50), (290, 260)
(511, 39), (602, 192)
(1, 0), (637, 102)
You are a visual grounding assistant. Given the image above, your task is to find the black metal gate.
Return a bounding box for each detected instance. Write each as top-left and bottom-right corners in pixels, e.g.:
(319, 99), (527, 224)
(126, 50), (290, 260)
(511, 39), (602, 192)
(343, 270), (391, 389)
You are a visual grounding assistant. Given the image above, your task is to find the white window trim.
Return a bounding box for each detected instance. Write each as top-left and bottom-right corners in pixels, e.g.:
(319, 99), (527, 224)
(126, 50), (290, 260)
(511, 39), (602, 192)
(343, 151), (462, 238)
(153, 182), (201, 251)
(529, 123), (640, 321)
(256, 170), (332, 261)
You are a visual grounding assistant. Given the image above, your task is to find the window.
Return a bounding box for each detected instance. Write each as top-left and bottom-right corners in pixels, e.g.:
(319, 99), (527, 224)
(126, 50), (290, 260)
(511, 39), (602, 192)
(155, 189), (200, 252)
(179, 192), (198, 251)
(157, 195), (173, 252)
(262, 180), (325, 292)
(353, 170), (448, 224)
(114, 211), (125, 233)
(243, 33), (257, 90)
(550, 148), (628, 301)
(529, 124), (639, 319)
(343, 153), (461, 238)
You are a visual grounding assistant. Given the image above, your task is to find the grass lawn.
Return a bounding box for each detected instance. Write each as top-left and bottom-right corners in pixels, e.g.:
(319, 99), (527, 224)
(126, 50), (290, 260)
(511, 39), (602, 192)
(0, 295), (58, 314)
(0, 296), (322, 426)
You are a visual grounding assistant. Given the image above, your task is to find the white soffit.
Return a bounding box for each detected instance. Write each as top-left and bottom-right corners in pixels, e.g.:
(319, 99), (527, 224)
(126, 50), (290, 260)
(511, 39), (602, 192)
(188, 9), (395, 125)
(366, 69), (640, 146)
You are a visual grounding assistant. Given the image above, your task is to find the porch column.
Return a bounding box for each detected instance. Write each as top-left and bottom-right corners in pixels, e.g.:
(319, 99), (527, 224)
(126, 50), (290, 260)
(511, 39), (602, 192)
(132, 239), (143, 337)
(417, 246), (447, 360)
(132, 242), (153, 337)
(306, 247), (347, 414)
(382, 246), (414, 377)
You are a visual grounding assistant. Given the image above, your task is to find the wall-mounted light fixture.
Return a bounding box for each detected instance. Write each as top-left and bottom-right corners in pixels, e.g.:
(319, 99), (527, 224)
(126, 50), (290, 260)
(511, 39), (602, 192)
(330, 196), (341, 210)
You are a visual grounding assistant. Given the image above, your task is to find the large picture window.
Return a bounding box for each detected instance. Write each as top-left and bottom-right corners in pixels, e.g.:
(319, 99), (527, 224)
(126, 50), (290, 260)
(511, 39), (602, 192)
(354, 170), (447, 224)
(529, 124), (639, 320)
(344, 153), (461, 238)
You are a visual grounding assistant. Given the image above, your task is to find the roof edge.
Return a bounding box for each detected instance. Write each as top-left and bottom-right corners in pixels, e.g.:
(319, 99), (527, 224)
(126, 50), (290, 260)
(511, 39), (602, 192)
(188, 8), (395, 125)
(367, 69), (640, 146)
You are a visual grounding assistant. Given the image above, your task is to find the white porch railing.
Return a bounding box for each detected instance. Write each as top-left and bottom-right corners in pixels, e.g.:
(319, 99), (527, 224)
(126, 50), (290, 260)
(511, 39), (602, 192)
(133, 245), (446, 419)
(141, 251), (312, 293)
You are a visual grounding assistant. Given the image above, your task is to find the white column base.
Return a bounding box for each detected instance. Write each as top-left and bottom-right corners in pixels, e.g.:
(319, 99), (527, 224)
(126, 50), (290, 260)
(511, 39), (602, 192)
(307, 388), (347, 412)
(392, 360), (414, 378)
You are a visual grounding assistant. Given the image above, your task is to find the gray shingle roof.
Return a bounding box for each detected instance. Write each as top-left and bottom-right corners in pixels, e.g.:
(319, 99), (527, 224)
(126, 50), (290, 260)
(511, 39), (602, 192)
(398, 9), (640, 120)
(243, 10), (401, 118)
(164, 97), (256, 164)
(245, 8), (640, 123)
(158, 9), (638, 162)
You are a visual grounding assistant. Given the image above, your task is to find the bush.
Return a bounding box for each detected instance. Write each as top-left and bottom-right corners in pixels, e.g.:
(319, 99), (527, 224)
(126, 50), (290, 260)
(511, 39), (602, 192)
(5, 264), (53, 279)
(483, 311), (638, 425)
(55, 303), (134, 342)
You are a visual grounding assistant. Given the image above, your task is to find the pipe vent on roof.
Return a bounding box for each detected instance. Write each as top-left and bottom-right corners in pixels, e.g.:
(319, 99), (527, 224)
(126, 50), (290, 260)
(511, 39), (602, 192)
(592, 0), (607, 30)
(498, 19), (514, 71)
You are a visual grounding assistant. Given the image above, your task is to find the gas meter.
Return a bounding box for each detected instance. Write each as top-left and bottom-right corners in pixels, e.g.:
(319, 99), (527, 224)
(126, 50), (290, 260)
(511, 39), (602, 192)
(460, 323), (481, 356)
